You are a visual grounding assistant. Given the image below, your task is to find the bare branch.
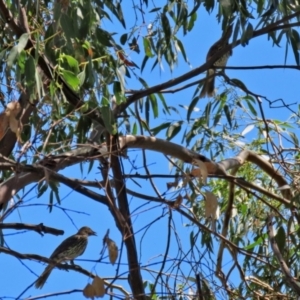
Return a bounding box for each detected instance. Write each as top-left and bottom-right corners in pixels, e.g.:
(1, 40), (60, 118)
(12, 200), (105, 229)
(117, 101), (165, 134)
(108, 134), (145, 298)
(0, 223), (64, 236)
(0, 247), (129, 296)
(0, 135), (292, 211)
(267, 214), (300, 295)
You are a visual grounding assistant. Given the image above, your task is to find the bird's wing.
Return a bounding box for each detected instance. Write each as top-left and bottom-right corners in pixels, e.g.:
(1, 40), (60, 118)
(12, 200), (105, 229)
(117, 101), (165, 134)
(50, 235), (88, 261)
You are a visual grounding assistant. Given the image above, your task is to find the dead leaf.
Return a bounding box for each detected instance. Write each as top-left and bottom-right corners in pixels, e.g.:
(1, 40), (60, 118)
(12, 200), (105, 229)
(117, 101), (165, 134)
(106, 237), (118, 265)
(181, 174), (192, 187)
(6, 101), (23, 143)
(92, 276), (105, 297)
(192, 159), (208, 184)
(183, 193), (191, 200)
(117, 51), (136, 67)
(205, 191), (219, 220)
(166, 176), (180, 190)
(173, 194), (183, 209)
(166, 181), (178, 190)
(190, 168), (201, 177)
(83, 283), (96, 299)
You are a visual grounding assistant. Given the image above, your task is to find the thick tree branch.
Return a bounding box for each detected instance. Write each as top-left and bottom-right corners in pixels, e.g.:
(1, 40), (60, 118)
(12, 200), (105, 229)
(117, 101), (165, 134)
(0, 136), (292, 211)
(219, 150), (292, 199)
(0, 144), (106, 209)
(108, 134), (145, 299)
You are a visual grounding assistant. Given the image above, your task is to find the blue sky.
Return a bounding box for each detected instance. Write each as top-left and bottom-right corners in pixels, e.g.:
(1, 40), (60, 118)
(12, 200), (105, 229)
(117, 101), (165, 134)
(1, 2), (299, 300)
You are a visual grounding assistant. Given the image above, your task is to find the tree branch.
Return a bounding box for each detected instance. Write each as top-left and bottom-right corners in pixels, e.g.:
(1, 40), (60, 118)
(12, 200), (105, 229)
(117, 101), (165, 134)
(0, 246), (129, 296)
(267, 214), (300, 295)
(0, 223), (64, 236)
(108, 134), (145, 299)
(115, 15), (300, 116)
(0, 135), (292, 211)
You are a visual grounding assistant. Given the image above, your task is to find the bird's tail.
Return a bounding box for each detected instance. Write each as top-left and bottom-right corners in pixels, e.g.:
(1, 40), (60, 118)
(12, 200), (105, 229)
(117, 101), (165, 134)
(200, 69), (215, 98)
(35, 265), (54, 289)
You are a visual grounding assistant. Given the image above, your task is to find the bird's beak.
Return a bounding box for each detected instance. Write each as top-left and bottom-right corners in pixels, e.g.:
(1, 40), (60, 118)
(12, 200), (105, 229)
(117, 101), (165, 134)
(91, 230), (97, 236)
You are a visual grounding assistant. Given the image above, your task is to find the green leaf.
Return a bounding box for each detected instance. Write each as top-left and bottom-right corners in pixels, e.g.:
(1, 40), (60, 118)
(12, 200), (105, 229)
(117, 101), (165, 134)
(275, 226), (286, 254)
(289, 131), (299, 147)
(104, 0), (126, 28)
(17, 50), (26, 73)
(61, 54), (79, 73)
(224, 104), (232, 127)
(96, 28), (114, 47)
(25, 56), (36, 85)
(190, 231), (195, 247)
(244, 97), (257, 116)
(61, 69), (80, 90)
(78, 70), (86, 87)
(132, 122), (137, 135)
(113, 81), (125, 104)
(49, 181), (61, 205)
(141, 55), (149, 72)
(145, 96), (150, 125)
(7, 47), (19, 69)
(37, 182), (48, 198)
(60, 14), (76, 39)
(149, 94), (158, 118)
(157, 93), (169, 114)
(0, 229), (4, 247)
(138, 77), (149, 88)
(290, 29), (300, 65)
(143, 37), (154, 57)
(230, 78), (248, 90)
(241, 23), (253, 46)
(244, 236), (263, 250)
(175, 38), (187, 62)
(204, 102), (212, 126)
(49, 191), (53, 212)
(213, 112), (222, 127)
(203, 0), (214, 12)
(151, 122), (171, 135)
(76, 115), (91, 143)
(88, 160), (94, 174)
(187, 96), (200, 121)
(35, 67), (43, 101)
(120, 33), (128, 45)
(167, 122), (182, 140)
(17, 33), (30, 53)
(100, 100), (117, 135)
(149, 7), (161, 13)
(200, 231), (213, 252)
(187, 12), (197, 32)
(115, 1), (126, 28)
(0, 49), (6, 61)
(161, 13), (171, 46)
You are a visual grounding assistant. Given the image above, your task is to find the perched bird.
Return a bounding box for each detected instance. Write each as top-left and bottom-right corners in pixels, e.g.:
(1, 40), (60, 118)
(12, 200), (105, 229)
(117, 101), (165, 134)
(199, 25), (233, 98)
(35, 226), (96, 289)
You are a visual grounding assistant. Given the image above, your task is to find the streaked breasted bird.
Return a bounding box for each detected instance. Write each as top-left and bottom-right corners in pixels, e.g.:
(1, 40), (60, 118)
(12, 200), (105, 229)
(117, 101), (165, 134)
(35, 226), (96, 289)
(199, 25), (233, 98)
